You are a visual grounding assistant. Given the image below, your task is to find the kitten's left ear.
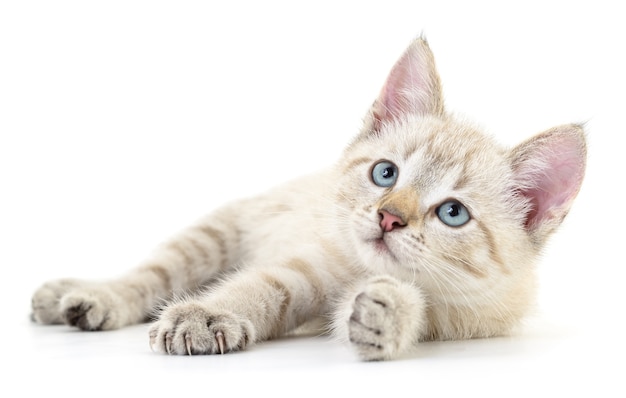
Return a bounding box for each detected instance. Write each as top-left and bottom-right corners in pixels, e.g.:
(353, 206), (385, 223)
(510, 124), (587, 245)
(367, 37), (445, 132)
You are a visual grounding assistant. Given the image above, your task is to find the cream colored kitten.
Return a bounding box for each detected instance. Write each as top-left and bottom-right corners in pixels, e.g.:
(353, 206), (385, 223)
(31, 37), (586, 361)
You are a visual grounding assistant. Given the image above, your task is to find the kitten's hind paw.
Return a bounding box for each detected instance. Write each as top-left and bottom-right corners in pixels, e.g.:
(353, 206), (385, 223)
(59, 289), (120, 331)
(31, 279), (84, 325)
(32, 280), (133, 330)
(149, 302), (256, 355)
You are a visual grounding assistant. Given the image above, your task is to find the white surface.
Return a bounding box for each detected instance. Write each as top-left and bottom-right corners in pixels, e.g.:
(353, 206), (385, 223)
(1, 1), (624, 397)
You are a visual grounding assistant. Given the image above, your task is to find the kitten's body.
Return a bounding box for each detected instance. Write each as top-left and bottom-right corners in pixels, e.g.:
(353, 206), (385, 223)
(31, 38), (586, 360)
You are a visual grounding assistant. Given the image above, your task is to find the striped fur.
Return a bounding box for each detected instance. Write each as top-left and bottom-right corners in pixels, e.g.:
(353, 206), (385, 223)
(31, 37), (586, 361)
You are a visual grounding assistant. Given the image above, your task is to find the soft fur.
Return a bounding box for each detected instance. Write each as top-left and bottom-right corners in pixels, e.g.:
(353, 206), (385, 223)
(31, 37), (586, 361)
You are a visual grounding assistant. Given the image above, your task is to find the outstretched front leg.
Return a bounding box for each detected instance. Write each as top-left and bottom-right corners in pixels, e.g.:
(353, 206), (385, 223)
(149, 257), (333, 355)
(341, 276), (427, 361)
(31, 202), (246, 331)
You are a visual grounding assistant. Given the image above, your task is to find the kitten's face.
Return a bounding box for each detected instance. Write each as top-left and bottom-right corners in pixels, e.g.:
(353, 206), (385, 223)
(335, 115), (532, 296)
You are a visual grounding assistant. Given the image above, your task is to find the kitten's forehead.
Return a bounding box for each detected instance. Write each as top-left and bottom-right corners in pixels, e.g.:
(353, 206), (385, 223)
(373, 116), (505, 180)
(392, 116), (495, 157)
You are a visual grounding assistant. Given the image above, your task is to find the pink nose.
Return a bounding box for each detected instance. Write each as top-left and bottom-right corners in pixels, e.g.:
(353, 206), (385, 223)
(379, 209), (406, 232)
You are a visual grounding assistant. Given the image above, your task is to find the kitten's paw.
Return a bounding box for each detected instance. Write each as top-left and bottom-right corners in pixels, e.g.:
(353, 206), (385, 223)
(348, 277), (425, 361)
(32, 279), (128, 330)
(149, 302), (255, 355)
(57, 287), (126, 330)
(31, 279), (85, 325)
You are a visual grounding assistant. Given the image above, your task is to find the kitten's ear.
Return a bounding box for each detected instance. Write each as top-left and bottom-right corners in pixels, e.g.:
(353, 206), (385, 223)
(510, 124), (587, 244)
(368, 37), (444, 132)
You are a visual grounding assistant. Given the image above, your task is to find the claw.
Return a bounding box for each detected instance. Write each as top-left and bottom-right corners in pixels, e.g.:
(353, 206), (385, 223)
(165, 332), (172, 355)
(148, 329), (156, 352)
(215, 330), (225, 355)
(185, 334), (192, 355)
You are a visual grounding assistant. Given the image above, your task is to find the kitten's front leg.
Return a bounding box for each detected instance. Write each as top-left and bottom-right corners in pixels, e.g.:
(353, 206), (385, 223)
(149, 259), (328, 355)
(347, 276), (427, 361)
(149, 301), (255, 355)
(31, 202), (245, 331)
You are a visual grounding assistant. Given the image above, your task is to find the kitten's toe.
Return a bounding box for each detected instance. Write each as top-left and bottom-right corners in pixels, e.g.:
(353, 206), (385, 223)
(149, 302), (255, 355)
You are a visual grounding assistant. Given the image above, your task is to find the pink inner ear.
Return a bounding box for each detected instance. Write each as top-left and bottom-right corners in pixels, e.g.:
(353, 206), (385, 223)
(518, 129), (586, 229)
(372, 39), (442, 130)
(377, 59), (429, 122)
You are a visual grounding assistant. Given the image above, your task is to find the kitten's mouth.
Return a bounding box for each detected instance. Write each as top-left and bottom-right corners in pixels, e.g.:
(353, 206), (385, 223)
(371, 237), (398, 261)
(373, 237), (388, 252)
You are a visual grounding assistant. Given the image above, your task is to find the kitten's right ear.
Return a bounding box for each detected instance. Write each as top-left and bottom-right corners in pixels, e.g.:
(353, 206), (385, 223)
(367, 37), (445, 133)
(510, 124), (587, 246)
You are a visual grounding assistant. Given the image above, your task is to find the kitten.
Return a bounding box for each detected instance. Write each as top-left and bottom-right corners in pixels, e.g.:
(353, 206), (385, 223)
(31, 37), (586, 361)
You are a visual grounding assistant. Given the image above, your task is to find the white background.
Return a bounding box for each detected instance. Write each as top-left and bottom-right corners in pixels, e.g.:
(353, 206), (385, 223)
(1, 1), (624, 397)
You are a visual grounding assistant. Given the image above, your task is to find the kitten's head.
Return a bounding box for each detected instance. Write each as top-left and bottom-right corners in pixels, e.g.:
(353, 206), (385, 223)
(335, 38), (586, 304)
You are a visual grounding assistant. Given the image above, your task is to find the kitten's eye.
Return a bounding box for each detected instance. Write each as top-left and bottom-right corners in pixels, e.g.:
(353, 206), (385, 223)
(436, 200), (471, 227)
(371, 161), (398, 187)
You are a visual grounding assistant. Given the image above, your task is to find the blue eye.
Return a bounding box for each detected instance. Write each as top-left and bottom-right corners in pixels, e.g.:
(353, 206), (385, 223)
(436, 200), (471, 227)
(371, 161), (398, 187)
